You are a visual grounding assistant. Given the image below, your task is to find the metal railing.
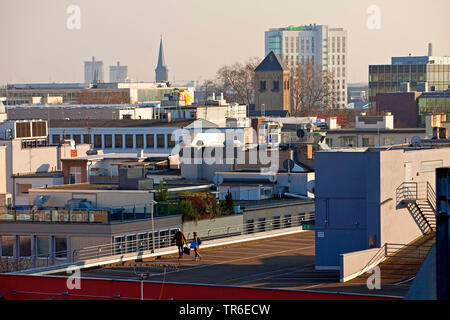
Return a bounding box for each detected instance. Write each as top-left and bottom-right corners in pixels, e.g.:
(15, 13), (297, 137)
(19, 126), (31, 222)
(74, 213), (314, 262)
(0, 214), (314, 273)
(396, 181), (436, 210)
(0, 251), (70, 273)
(359, 241), (434, 278)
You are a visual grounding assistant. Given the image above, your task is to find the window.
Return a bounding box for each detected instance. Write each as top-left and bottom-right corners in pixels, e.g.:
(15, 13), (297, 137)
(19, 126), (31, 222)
(94, 135), (102, 148)
(168, 134), (175, 148)
(17, 183), (32, 195)
(104, 134), (112, 148)
(69, 166), (81, 184)
(19, 236), (31, 257)
(125, 134), (133, 148)
(83, 134), (91, 145)
(136, 134), (144, 148)
(54, 237), (67, 258)
(146, 134), (155, 148)
(1, 235), (14, 257)
(36, 236), (49, 257)
(115, 134), (123, 148)
(73, 135), (81, 144)
(272, 81), (279, 91)
(260, 81), (266, 91)
(157, 134), (165, 148)
(52, 135), (61, 144)
(114, 236), (125, 255)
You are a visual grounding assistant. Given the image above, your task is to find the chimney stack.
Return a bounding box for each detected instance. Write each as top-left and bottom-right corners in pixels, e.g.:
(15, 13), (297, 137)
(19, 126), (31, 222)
(428, 43), (433, 56)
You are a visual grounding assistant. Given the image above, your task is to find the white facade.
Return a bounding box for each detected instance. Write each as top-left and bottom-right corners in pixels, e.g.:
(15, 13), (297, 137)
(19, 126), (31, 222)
(265, 25), (348, 108)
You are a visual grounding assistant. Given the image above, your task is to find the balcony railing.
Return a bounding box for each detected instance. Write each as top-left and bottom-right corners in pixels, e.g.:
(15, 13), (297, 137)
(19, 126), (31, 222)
(0, 207), (159, 224)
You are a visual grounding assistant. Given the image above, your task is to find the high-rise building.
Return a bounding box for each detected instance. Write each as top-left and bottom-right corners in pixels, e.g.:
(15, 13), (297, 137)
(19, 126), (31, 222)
(155, 38), (168, 83)
(265, 24), (348, 108)
(84, 56), (104, 84)
(109, 61), (128, 83)
(369, 45), (450, 108)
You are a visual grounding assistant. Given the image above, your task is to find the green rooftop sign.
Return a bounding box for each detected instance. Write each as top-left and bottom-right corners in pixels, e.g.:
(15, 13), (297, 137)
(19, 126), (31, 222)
(289, 25), (306, 31)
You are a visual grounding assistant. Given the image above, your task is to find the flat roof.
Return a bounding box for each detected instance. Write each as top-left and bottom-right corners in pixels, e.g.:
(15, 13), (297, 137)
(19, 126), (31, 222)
(49, 119), (195, 128)
(77, 232), (408, 298)
(12, 172), (64, 178)
(327, 128), (426, 134)
(61, 153), (170, 161)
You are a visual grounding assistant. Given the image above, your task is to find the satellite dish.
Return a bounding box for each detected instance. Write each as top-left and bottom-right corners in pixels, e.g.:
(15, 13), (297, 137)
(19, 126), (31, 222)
(283, 159), (295, 171)
(411, 136), (422, 148)
(297, 129), (305, 138)
(268, 175), (277, 183)
(196, 140), (204, 147)
(213, 174), (223, 186)
(307, 180), (315, 194)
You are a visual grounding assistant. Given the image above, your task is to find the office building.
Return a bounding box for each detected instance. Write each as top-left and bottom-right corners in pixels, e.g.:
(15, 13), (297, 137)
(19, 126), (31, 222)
(369, 46), (450, 108)
(265, 24), (348, 108)
(84, 56), (104, 84)
(109, 61), (128, 82)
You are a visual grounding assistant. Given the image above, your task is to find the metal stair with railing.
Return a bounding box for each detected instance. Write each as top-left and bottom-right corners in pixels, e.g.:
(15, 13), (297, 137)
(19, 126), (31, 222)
(396, 181), (437, 234)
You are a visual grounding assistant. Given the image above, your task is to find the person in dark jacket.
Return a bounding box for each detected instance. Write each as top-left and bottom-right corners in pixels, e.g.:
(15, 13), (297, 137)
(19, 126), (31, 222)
(172, 229), (187, 258)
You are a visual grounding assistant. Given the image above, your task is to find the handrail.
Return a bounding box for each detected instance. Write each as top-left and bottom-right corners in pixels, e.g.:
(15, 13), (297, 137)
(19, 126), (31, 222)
(2, 213), (315, 272)
(75, 214), (315, 262)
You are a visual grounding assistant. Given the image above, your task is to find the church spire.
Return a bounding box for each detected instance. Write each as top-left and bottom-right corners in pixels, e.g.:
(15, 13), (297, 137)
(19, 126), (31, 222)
(155, 37), (168, 82)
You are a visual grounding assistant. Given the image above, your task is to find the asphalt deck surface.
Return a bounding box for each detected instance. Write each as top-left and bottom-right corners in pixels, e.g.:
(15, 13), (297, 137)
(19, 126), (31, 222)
(80, 231), (418, 299)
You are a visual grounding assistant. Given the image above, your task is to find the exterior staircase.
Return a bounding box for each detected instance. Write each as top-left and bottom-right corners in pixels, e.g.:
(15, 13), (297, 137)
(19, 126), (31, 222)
(397, 181), (437, 234)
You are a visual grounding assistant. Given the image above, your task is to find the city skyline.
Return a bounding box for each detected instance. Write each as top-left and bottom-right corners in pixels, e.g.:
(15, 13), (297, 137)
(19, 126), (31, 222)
(1, 0), (449, 85)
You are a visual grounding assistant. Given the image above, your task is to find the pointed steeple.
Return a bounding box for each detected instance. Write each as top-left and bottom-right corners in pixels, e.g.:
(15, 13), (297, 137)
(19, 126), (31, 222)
(155, 36), (169, 82)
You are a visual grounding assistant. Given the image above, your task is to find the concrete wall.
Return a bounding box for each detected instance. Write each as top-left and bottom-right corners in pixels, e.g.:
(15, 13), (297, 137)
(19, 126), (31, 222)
(315, 151), (380, 269)
(14, 176), (64, 206)
(0, 146), (6, 194)
(243, 201), (315, 223)
(28, 187), (153, 209)
(325, 131), (426, 148)
(379, 148), (450, 245)
(182, 214), (243, 240)
(340, 248), (381, 282)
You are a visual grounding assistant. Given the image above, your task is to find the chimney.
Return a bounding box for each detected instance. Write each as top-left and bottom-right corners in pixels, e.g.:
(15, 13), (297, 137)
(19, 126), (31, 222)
(428, 43), (433, 56)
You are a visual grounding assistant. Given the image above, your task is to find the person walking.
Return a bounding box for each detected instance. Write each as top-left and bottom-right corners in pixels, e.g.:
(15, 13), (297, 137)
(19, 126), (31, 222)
(172, 229), (187, 258)
(191, 232), (202, 262)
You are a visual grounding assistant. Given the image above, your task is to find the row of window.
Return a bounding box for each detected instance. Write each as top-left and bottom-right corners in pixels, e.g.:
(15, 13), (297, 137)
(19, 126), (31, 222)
(0, 235), (67, 258)
(52, 133), (176, 149)
(259, 80), (289, 92)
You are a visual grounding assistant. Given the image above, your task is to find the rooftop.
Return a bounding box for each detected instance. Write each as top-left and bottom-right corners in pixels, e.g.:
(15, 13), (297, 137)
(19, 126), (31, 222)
(49, 119), (195, 128)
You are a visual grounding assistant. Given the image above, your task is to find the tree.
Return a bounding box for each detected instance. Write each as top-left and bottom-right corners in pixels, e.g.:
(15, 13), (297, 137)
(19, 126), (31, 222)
(156, 181), (169, 202)
(216, 57), (260, 105)
(219, 190), (234, 216)
(290, 60), (336, 115)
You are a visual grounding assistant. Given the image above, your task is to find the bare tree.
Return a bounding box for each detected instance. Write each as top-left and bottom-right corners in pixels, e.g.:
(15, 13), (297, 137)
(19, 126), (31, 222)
(197, 78), (219, 104)
(290, 60), (336, 116)
(216, 57), (260, 105)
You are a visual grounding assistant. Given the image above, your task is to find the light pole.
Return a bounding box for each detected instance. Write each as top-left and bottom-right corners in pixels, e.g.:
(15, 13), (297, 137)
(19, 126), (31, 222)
(150, 199), (157, 253)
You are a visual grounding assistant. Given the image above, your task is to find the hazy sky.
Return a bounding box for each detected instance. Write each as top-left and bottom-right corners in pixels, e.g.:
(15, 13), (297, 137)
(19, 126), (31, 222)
(1, 0), (449, 85)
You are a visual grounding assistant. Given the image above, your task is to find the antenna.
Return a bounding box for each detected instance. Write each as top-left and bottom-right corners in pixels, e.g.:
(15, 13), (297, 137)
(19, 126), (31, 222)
(213, 174), (223, 186)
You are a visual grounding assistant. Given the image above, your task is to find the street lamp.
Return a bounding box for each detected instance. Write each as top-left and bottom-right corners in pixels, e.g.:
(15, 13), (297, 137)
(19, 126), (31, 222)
(150, 199), (157, 253)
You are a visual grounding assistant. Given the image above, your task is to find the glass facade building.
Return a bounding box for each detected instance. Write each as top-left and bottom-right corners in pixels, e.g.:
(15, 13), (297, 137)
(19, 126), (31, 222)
(418, 91), (450, 126)
(369, 57), (450, 108)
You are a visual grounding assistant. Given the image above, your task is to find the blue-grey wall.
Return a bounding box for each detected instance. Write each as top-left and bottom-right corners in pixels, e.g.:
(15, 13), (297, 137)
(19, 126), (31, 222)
(315, 151), (381, 268)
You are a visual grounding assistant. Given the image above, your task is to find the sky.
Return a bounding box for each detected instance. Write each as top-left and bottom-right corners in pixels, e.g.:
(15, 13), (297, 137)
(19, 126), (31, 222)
(1, 0), (449, 85)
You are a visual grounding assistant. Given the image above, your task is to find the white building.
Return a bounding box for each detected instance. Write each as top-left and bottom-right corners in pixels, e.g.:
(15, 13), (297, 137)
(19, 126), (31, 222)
(109, 61), (128, 83)
(84, 56), (104, 84)
(265, 24), (348, 108)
